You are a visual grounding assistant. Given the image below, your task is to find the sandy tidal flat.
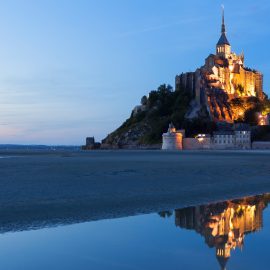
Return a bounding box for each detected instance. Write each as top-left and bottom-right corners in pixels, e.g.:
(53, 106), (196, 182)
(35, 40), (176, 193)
(0, 150), (269, 232)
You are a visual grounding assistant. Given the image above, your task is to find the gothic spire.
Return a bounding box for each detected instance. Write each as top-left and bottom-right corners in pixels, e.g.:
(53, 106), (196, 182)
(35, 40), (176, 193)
(221, 5), (226, 34)
(217, 5), (230, 46)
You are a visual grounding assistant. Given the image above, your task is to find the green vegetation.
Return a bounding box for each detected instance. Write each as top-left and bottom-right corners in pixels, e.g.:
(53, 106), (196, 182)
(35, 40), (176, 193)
(242, 98), (270, 125)
(103, 84), (270, 146)
(123, 84), (192, 144)
(262, 99), (270, 115)
(252, 126), (270, 141)
(230, 96), (270, 125)
(103, 84), (217, 146)
(181, 117), (217, 137)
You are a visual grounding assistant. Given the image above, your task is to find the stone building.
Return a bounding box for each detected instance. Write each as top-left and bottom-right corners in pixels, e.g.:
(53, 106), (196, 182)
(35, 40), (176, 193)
(212, 130), (235, 149)
(175, 8), (265, 123)
(234, 123), (251, 149)
(82, 137), (101, 150)
(161, 123), (184, 150)
(212, 124), (251, 150)
(258, 113), (270, 126)
(162, 123), (251, 150)
(183, 134), (211, 150)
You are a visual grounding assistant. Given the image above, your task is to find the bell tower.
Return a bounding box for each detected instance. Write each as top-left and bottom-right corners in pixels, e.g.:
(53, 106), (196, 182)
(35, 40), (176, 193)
(216, 6), (231, 58)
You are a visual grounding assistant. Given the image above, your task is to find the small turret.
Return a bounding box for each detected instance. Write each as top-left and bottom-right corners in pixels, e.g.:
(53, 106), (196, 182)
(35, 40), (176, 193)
(168, 122), (176, 133)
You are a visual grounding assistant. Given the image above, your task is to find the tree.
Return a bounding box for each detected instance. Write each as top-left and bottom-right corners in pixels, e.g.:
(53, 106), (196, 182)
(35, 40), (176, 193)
(158, 84), (173, 93)
(244, 108), (258, 125)
(141, 95), (147, 106)
(262, 99), (270, 115)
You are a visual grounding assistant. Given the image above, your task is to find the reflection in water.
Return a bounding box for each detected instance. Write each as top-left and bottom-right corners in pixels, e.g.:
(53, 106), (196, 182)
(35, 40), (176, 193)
(159, 194), (270, 270)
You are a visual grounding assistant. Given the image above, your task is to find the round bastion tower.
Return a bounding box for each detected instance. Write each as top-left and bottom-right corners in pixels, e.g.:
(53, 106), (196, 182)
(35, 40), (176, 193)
(162, 123), (183, 150)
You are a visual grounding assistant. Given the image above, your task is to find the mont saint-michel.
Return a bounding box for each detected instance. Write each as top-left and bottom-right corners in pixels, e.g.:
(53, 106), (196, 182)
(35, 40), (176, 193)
(176, 9), (264, 122)
(1, 3), (270, 270)
(98, 9), (270, 150)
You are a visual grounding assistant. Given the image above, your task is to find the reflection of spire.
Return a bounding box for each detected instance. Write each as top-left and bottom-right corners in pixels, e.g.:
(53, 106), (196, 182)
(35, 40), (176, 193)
(217, 255), (228, 270)
(216, 244), (230, 270)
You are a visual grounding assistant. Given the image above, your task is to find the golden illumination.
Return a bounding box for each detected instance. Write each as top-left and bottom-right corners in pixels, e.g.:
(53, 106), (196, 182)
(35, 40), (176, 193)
(258, 113), (267, 126)
(195, 134), (207, 143)
(172, 194), (269, 269)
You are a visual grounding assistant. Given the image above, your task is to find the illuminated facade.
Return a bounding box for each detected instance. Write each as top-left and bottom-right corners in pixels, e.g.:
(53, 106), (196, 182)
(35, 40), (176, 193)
(258, 113), (270, 126)
(176, 8), (264, 123)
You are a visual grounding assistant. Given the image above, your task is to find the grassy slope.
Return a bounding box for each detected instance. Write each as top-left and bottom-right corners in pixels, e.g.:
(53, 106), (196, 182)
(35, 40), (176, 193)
(103, 84), (214, 146)
(102, 85), (270, 146)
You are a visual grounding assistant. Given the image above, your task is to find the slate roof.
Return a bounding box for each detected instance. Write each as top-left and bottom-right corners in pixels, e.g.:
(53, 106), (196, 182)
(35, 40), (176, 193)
(213, 131), (234, 136)
(234, 123), (251, 131)
(217, 32), (230, 46)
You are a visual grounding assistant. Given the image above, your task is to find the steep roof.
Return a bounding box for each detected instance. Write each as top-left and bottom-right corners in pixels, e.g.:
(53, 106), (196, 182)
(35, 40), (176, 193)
(234, 123), (251, 131)
(217, 33), (230, 46)
(213, 131), (234, 135)
(217, 7), (230, 46)
(217, 255), (229, 270)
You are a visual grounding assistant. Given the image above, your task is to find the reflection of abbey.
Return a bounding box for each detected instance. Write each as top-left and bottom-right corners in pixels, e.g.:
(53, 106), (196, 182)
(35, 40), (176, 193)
(172, 195), (269, 270)
(176, 9), (264, 123)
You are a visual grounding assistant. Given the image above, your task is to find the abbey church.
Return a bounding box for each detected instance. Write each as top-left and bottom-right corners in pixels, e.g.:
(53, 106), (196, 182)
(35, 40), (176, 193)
(176, 9), (264, 122)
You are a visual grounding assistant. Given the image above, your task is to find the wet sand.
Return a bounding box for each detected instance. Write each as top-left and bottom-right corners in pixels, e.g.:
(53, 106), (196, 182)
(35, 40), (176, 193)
(0, 150), (269, 232)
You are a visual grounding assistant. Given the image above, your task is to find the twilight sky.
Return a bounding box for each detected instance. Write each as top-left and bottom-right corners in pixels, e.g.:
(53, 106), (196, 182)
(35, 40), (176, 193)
(0, 0), (269, 145)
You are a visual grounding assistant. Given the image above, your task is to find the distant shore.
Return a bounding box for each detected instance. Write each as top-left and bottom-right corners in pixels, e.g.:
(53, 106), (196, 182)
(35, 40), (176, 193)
(0, 150), (270, 233)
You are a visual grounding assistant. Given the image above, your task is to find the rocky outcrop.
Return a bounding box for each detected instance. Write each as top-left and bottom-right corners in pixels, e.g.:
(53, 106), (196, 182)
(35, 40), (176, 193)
(206, 88), (233, 122)
(101, 84), (192, 149)
(101, 121), (158, 149)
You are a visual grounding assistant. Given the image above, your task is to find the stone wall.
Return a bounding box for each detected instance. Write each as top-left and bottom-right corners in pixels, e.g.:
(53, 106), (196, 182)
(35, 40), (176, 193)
(183, 138), (211, 150)
(175, 72), (196, 97)
(252, 141), (270, 150)
(255, 72), (264, 100)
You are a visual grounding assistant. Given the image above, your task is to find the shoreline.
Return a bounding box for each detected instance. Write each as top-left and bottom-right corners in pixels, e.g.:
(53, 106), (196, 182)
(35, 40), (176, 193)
(0, 150), (270, 233)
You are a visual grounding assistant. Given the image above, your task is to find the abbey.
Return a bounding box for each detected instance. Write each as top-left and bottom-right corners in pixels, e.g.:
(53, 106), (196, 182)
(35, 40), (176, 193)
(101, 9), (269, 150)
(176, 9), (264, 122)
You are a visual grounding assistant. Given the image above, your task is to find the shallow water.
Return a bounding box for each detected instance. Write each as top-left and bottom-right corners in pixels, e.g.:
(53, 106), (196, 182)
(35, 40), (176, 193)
(0, 194), (269, 270)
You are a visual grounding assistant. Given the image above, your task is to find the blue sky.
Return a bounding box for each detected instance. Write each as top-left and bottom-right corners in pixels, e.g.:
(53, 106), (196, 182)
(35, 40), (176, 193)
(0, 0), (269, 145)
